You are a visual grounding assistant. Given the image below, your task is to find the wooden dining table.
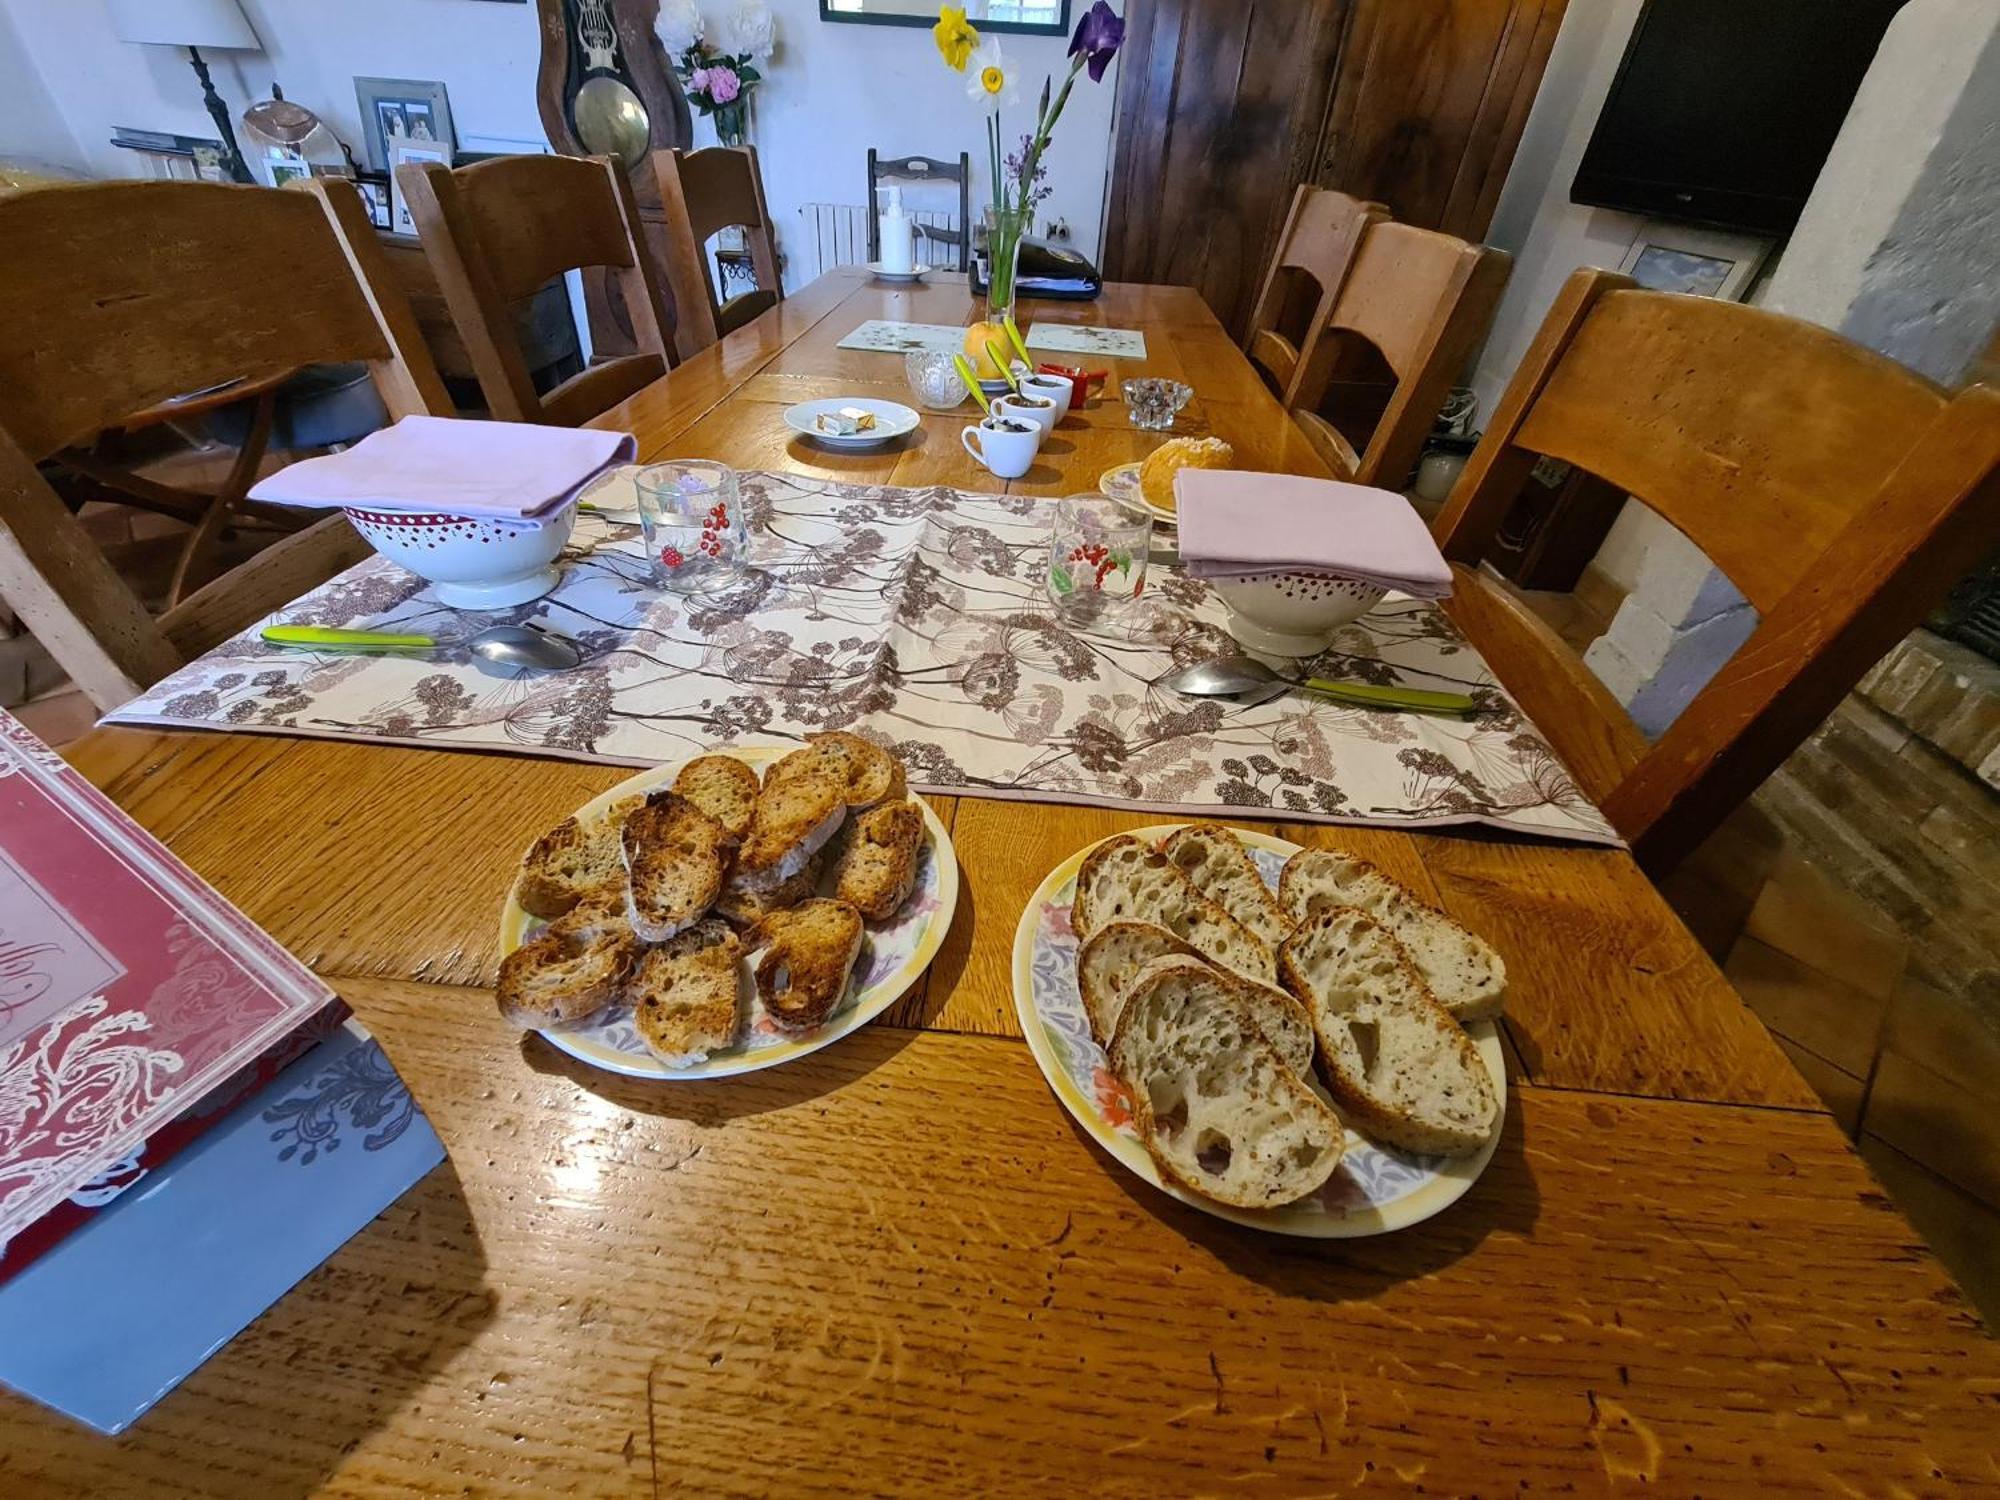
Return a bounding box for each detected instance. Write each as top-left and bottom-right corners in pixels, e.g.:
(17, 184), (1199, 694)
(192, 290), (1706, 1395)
(8, 269), (1995, 1495)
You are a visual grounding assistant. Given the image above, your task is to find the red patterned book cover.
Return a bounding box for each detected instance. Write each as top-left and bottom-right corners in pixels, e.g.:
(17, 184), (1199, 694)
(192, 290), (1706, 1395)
(0, 710), (346, 1280)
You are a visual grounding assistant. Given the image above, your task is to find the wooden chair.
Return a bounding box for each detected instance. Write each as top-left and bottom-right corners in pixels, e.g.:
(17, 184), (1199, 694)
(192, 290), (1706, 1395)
(398, 154), (672, 426)
(1285, 218), (1510, 487)
(1242, 186), (1380, 404)
(0, 178), (451, 711)
(867, 150), (972, 272)
(652, 145), (782, 359)
(1434, 268), (2000, 872)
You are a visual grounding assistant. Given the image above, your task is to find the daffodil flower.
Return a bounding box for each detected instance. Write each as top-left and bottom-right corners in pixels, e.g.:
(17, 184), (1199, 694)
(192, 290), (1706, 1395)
(933, 5), (978, 72)
(966, 37), (1018, 109)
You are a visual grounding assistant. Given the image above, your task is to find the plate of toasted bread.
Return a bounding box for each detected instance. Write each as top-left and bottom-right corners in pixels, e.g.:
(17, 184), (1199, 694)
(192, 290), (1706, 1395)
(1012, 823), (1506, 1236)
(497, 733), (956, 1078)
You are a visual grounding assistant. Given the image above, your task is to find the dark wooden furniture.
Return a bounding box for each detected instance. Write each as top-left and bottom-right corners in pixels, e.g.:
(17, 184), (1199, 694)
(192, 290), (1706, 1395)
(533, 0), (694, 356)
(652, 145), (782, 359)
(1434, 268), (2000, 871)
(398, 154), (672, 426)
(0, 179), (449, 710)
(867, 150), (972, 271)
(1287, 216), (1510, 487)
(1104, 0), (1565, 340)
(13, 272), (1999, 1493)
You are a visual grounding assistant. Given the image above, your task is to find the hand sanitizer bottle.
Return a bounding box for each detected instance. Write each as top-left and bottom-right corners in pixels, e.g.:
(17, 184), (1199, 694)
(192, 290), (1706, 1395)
(878, 185), (915, 274)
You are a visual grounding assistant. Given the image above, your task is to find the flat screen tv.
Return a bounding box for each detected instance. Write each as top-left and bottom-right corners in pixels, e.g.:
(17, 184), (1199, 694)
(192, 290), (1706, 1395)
(1571, 0), (1909, 236)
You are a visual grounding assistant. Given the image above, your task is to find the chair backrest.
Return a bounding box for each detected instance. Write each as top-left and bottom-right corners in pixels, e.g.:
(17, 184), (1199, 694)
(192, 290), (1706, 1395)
(0, 178), (451, 709)
(867, 151), (972, 271)
(398, 154), (672, 426)
(1435, 267), (2000, 868)
(1242, 186), (1379, 400)
(1288, 219), (1510, 485)
(652, 145), (782, 359)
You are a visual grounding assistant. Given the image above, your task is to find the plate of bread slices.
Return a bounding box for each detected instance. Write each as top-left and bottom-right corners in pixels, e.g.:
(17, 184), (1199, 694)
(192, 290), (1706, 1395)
(1012, 823), (1506, 1235)
(497, 733), (956, 1078)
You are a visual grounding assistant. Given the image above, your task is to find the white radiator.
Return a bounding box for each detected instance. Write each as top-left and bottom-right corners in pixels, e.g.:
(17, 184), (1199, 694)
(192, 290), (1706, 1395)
(796, 202), (962, 279)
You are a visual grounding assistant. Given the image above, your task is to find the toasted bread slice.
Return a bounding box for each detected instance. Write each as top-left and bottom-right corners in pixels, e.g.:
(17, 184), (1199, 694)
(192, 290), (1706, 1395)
(1159, 825), (1290, 947)
(752, 898), (864, 1035)
(1279, 906), (1498, 1156)
(733, 766), (848, 892)
(1071, 836), (1275, 982)
(805, 730), (907, 809)
(496, 922), (638, 1029)
(621, 792), (732, 943)
(671, 756), (759, 842)
(514, 793), (644, 919)
(1109, 961), (1343, 1209)
(1278, 849), (1506, 1022)
(833, 799), (924, 920)
(631, 918), (743, 1067)
(715, 850), (824, 928)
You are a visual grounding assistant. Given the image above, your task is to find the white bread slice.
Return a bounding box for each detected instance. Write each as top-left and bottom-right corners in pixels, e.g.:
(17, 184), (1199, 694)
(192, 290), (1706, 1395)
(832, 799), (924, 920)
(1158, 825), (1289, 948)
(621, 793), (732, 943)
(671, 756), (759, 842)
(1279, 849), (1506, 1022)
(1071, 836), (1275, 983)
(752, 898), (864, 1035)
(496, 921), (637, 1029)
(1109, 962), (1343, 1209)
(733, 767), (848, 892)
(1279, 905), (1498, 1157)
(1077, 921), (1204, 1043)
(1132, 955), (1316, 1078)
(513, 792), (645, 919)
(631, 918), (743, 1067)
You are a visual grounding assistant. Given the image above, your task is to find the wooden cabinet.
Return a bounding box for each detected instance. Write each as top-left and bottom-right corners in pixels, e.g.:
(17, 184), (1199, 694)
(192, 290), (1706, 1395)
(1104, 0), (1567, 340)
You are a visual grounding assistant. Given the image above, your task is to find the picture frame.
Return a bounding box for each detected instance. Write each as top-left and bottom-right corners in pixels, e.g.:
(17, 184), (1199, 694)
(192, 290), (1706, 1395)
(819, 0), (1071, 37)
(353, 172), (394, 232)
(387, 140), (452, 237)
(1617, 219), (1774, 302)
(353, 77), (456, 173)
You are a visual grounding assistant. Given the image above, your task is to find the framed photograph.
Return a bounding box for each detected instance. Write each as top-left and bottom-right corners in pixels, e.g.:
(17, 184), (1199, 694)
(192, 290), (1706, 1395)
(261, 146), (313, 189)
(353, 172), (394, 231)
(387, 140), (452, 237)
(820, 1), (1071, 36)
(353, 77), (455, 173)
(1617, 220), (1773, 302)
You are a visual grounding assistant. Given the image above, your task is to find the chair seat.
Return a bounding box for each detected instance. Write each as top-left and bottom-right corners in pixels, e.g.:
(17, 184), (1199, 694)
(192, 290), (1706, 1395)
(207, 362), (388, 451)
(1442, 562), (1647, 808)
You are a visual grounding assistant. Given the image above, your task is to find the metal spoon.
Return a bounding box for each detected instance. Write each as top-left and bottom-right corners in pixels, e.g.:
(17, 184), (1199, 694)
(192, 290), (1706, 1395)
(1162, 655), (1477, 716)
(260, 623), (582, 672)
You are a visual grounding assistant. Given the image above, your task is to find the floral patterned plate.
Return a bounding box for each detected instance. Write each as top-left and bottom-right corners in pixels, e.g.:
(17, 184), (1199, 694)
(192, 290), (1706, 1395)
(1098, 461), (1176, 526)
(1011, 824), (1505, 1236)
(499, 745), (958, 1080)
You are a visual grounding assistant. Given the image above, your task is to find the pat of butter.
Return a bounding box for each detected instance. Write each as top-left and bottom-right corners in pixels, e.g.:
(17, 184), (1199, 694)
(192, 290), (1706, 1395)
(837, 406), (878, 430)
(815, 410), (861, 436)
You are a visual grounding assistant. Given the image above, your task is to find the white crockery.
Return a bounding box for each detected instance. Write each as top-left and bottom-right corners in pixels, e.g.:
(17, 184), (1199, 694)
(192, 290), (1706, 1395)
(961, 417), (1043, 480)
(1211, 570), (1389, 655)
(1017, 371), (1073, 422)
(993, 391), (1060, 437)
(783, 397), (922, 448)
(343, 503), (575, 610)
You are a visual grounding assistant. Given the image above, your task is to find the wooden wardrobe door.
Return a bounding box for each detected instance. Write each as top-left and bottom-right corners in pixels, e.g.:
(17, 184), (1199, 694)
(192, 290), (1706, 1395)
(1102, 0), (1351, 343)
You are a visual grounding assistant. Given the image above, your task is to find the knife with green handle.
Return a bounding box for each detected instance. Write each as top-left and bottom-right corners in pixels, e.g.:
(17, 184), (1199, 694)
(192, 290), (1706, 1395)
(260, 625), (436, 651)
(1300, 678), (1478, 716)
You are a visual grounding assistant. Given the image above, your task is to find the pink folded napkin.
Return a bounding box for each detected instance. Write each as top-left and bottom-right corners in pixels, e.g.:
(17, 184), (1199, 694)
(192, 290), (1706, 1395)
(248, 416), (637, 526)
(1174, 469), (1453, 598)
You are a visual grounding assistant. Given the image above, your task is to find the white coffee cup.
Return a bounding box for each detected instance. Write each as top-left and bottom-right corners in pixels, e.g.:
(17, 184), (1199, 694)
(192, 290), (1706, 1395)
(1018, 371), (1073, 423)
(993, 391), (1060, 437)
(961, 415), (1043, 479)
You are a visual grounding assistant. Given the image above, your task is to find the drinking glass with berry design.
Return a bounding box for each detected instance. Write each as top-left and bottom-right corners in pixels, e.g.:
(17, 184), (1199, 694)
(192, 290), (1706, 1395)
(635, 461), (748, 595)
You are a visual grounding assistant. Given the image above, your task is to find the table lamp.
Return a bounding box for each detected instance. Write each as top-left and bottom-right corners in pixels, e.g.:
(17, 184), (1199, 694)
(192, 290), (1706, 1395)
(106, 0), (263, 184)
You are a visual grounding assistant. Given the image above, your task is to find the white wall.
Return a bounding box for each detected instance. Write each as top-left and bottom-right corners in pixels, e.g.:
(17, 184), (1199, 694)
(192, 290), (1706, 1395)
(0, 0), (1117, 291)
(0, 2), (85, 174)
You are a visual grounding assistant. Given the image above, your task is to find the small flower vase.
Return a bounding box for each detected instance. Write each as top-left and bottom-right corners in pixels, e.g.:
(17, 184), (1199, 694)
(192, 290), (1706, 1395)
(983, 204), (1027, 324)
(714, 100), (748, 147)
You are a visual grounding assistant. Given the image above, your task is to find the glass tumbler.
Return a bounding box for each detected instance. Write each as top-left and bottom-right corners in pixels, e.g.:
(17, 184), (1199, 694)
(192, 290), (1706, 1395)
(905, 349), (967, 412)
(635, 460), (748, 594)
(1123, 377), (1194, 431)
(1047, 494), (1152, 627)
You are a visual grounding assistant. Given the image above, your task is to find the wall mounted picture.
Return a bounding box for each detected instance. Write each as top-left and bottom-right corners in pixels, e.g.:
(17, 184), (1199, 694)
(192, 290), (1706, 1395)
(353, 77), (456, 173)
(1618, 220), (1773, 302)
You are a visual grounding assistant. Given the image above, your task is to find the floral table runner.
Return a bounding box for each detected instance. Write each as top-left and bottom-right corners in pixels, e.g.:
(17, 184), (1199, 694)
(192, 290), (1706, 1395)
(102, 474), (1617, 845)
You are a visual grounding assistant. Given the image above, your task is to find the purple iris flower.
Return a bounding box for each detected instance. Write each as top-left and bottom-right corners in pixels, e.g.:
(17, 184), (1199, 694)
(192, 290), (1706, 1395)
(1068, 1), (1125, 82)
